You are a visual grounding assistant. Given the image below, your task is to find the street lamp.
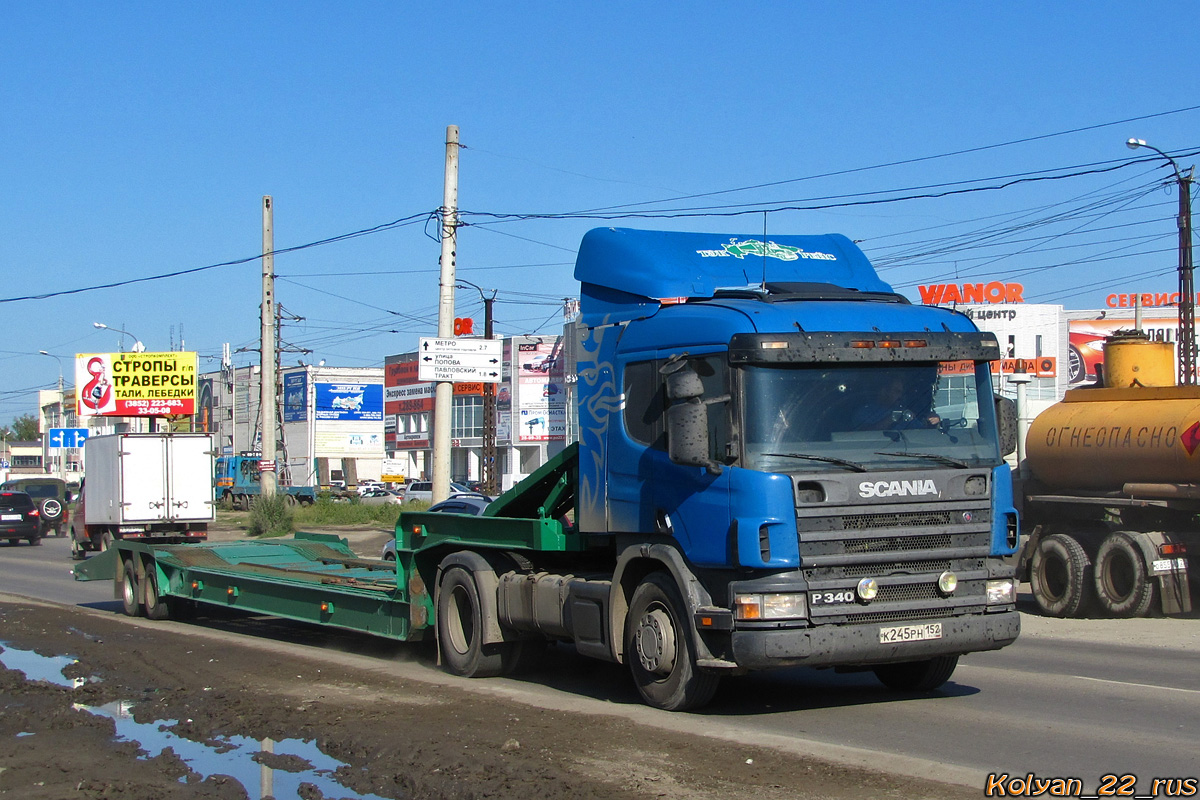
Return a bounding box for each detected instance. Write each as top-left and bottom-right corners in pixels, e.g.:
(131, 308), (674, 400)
(37, 350), (66, 480)
(1126, 138), (1196, 385)
(92, 322), (146, 353)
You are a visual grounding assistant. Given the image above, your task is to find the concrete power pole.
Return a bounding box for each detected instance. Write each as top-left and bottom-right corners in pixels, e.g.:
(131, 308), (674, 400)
(432, 125), (460, 505)
(260, 196), (278, 498)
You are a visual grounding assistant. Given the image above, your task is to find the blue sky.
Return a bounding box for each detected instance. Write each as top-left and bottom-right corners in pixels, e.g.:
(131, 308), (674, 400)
(2, 2), (1197, 420)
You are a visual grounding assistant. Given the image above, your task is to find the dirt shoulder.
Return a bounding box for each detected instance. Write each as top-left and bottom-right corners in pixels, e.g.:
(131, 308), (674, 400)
(0, 591), (971, 800)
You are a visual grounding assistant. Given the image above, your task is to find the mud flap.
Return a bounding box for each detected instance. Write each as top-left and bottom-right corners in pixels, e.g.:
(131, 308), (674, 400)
(1130, 531), (1191, 615)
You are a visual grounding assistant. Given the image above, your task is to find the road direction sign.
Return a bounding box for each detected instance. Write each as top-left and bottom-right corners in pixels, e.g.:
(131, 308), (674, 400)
(418, 337), (503, 383)
(48, 428), (90, 449)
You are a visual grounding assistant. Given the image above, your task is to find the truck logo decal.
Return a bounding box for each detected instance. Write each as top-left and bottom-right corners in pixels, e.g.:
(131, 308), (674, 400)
(1183, 421), (1200, 456)
(696, 238), (836, 262)
(858, 479), (938, 499)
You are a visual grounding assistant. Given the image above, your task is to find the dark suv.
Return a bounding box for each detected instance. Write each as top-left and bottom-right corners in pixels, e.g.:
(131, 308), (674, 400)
(0, 478), (70, 538)
(0, 491), (42, 545)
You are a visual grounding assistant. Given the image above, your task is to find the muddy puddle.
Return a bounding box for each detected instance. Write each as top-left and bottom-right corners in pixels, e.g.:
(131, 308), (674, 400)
(1, 641), (400, 800)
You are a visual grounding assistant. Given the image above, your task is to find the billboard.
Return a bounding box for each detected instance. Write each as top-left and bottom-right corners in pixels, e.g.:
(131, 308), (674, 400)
(314, 382), (383, 421)
(76, 352), (197, 417)
(283, 371), (308, 422)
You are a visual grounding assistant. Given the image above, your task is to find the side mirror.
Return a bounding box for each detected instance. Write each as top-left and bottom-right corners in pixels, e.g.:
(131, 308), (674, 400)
(995, 395), (1017, 457)
(661, 359), (726, 475)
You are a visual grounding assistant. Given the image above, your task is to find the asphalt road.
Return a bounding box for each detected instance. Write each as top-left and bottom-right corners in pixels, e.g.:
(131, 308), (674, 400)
(3, 533), (1199, 795)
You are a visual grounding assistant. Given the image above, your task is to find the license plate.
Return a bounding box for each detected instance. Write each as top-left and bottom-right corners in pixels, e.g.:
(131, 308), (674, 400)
(0, 514), (20, 521)
(879, 623), (942, 644)
(1152, 557), (1188, 575)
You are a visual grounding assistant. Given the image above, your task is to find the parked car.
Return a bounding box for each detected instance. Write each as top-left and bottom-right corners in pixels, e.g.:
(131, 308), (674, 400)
(358, 487), (403, 506)
(380, 494), (492, 560)
(0, 491), (43, 546)
(0, 477), (70, 538)
(356, 480), (384, 496)
(401, 481), (474, 503)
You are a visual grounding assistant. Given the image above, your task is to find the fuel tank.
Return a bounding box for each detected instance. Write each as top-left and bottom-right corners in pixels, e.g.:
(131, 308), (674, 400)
(1026, 385), (1200, 491)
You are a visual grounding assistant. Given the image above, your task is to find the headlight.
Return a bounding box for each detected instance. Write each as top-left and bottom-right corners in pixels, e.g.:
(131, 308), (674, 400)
(734, 593), (807, 620)
(986, 579), (1015, 604)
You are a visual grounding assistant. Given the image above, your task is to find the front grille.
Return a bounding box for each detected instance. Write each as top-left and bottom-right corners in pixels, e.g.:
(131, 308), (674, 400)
(845, 533), (953, 553)
(843, 511), (956, 530)
(877, 583), (940, 603)
(844, 607), (950, 624)
(841, 560), (952, 577)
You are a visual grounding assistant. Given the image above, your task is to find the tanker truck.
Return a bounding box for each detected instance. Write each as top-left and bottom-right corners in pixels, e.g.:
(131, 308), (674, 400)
(1016, 332), (1194, 618)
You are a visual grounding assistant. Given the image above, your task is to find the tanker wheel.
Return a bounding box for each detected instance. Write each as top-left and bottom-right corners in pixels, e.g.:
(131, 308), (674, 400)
(121, 558), (142, 617)
(436, 566), (508, 678)
(1093, 532), (1155, 618)
(143, 567), (171, 620)
(625, 572), (720, 711)
(1030, 533), (1094, 618)
(873, 655), (959, 691)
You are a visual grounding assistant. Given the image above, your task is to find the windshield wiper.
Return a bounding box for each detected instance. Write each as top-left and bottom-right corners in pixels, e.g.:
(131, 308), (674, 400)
(763, 453), (868, 472)
(874, 451), (970, 469)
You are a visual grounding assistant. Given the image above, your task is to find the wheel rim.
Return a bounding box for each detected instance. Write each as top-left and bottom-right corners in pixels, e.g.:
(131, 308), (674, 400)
(1041, 552), (1068, 602)
(1101, 549), (1137, 601)
(634, 605), (678, 676)
(446, 585), (473, 656)
(123, 568), (137, 608)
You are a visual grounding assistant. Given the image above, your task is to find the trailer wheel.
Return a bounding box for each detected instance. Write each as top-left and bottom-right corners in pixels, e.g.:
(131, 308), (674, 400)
(873, 655), (959, 691)
(437, 566), (507, 678)
(143, 568), (170, 620)
(1093, 532), (1155, 618)
(121, 559), (142, 617)
(625, 573), (720, 711)
(1030, 533), (1093, 617)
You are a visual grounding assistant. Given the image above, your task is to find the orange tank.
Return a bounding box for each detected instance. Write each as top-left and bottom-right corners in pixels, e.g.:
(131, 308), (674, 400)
(1026, 385), (1200, 490)
(1102, 332), (1174, 388)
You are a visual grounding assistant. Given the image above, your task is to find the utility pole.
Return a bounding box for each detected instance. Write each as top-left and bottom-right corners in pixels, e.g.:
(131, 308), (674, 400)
(432, 125), (459, 504)
(481, 291), (497, 495)
(260, 196), (278, 498)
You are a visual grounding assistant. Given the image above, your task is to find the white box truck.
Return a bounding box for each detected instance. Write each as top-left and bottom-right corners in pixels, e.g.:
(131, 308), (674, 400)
(69, 433), (215, 559)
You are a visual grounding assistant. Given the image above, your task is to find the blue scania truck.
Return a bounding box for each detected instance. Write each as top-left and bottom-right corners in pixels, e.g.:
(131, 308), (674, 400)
(78, 227), (1020, 712)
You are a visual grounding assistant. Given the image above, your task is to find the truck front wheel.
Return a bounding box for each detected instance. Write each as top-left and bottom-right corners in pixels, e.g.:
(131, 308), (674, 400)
(437, 566), (508, 678)
(1030, 533), (1093, 617)
(625, 573), (720, 711)
(1093, 532), (1155, 618)
(873, 655), (959, 691)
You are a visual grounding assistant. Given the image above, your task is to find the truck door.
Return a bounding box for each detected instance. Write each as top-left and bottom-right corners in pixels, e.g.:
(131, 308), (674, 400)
(119, 436), (170, 522)
(168, 435), (216, 522)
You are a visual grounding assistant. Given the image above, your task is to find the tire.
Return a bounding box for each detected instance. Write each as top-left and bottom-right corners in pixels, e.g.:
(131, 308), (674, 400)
(27, 535), (42, 546)
(1030, 533), (1093, 617)
(1068, 345), (1084, 383)
(625, 572), (720, 711)
(143, 568), (170, 620)
(1093, 532), (1155, 618)
(437, 566), (507, 678)
(873, 655), (959, 691)
(121, 559), (142, 617)
(69, 532), (86, 561)
(100, 531), (114, 552)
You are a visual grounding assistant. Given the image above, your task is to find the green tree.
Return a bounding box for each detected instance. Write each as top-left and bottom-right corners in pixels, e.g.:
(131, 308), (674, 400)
(9, 414), (40, 441)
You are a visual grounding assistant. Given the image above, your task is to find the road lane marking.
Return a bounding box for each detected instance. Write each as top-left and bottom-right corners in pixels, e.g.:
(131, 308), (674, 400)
(1075, 675), (1200, 694)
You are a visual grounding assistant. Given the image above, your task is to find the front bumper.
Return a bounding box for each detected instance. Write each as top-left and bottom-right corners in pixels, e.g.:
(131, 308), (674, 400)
(729, 610), (1020, 670)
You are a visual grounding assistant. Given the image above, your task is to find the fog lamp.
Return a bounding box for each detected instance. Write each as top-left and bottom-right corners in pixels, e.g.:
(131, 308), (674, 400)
(856, 577), (878, 602)
(937, 570), (958, 596)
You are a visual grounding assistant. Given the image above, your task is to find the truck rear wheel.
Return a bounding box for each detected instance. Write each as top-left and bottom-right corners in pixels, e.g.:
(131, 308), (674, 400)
(1030, 533), (1093, 617)
(625, 573), (720, 711)
(873, 655), (958, 691)
(1093, 532), (1155, 618)
(121, 559), (142, 617)
(69, 532), (86, 561)
(437, 566), (508, 678)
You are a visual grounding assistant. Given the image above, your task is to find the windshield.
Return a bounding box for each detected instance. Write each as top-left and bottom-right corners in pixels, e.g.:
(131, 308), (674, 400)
(742, 361), (1000, 474)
